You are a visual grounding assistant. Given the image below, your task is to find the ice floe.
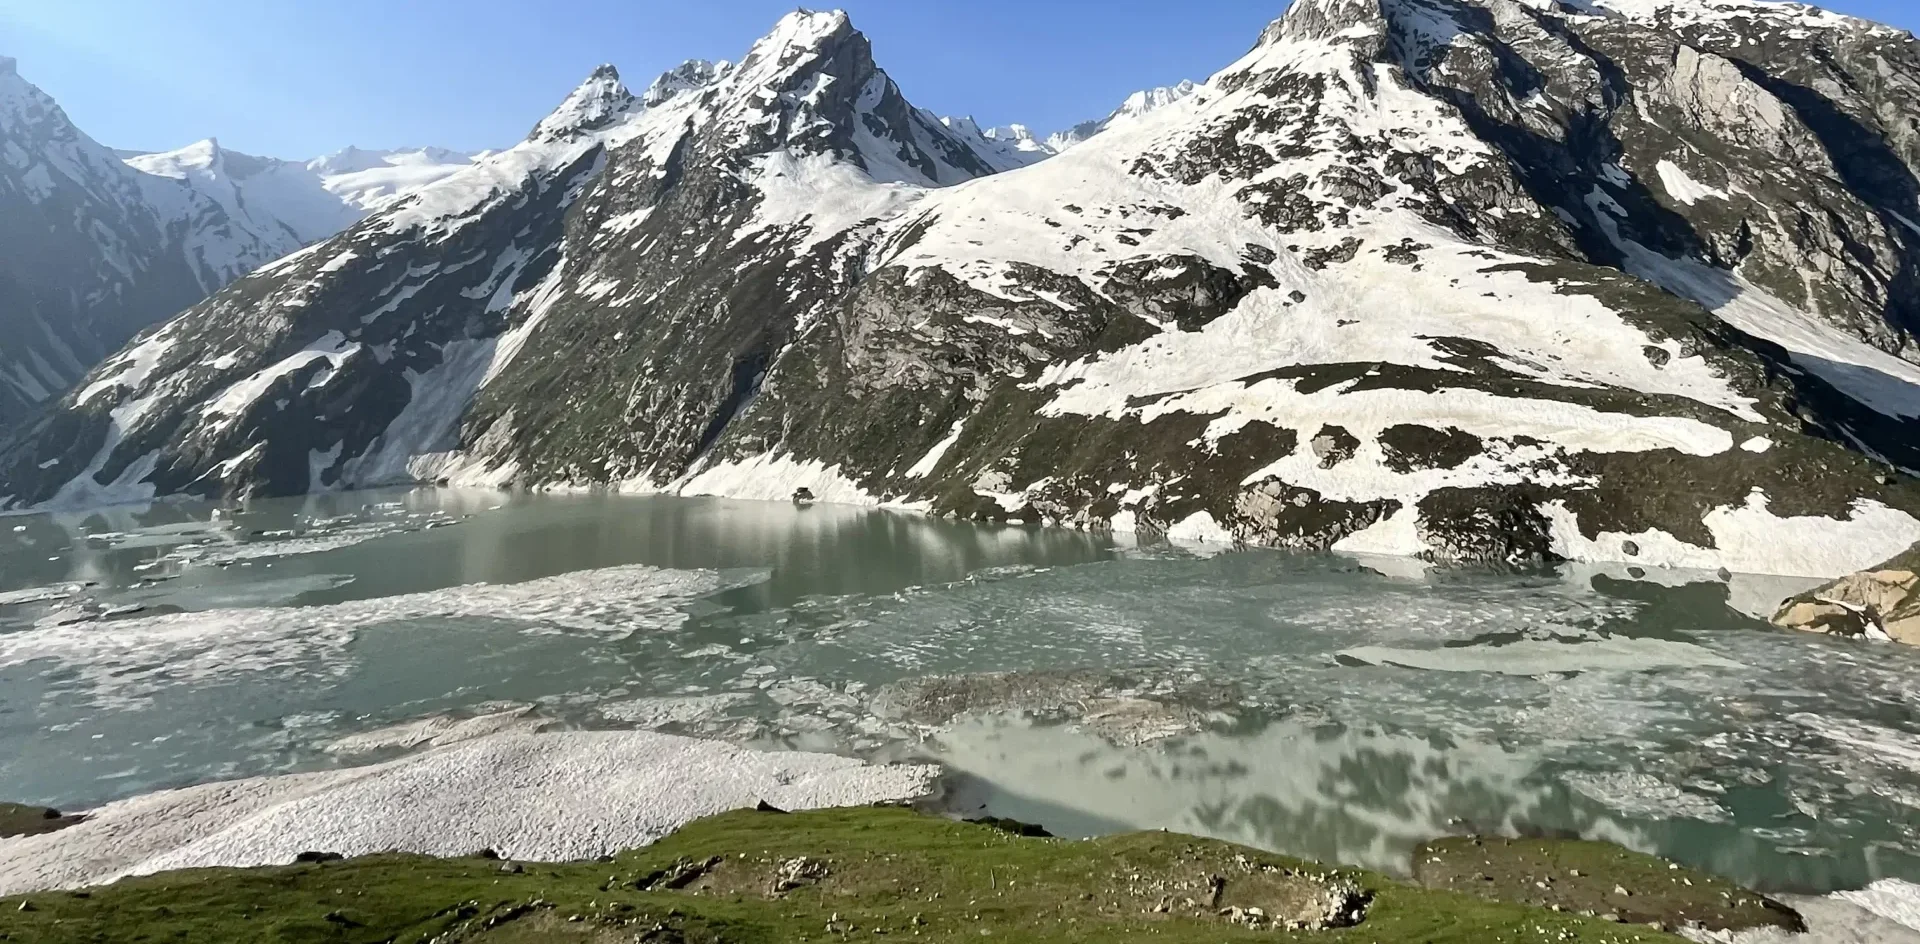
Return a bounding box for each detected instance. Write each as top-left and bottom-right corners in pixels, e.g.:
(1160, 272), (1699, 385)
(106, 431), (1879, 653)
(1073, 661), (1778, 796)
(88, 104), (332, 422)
(1338, 635), (1744, 676)
(0, 564), (743, 708)
(1561, 770), (1731, 823)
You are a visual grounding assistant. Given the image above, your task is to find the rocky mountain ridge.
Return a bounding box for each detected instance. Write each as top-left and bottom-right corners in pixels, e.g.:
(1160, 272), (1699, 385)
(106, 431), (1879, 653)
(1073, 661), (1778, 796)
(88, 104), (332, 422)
(5, 1), (1920, 579)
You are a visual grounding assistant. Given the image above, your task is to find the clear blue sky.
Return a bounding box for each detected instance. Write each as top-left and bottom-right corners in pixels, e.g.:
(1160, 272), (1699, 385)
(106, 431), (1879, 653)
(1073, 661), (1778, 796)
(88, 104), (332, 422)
(2, 0), (1915, 160)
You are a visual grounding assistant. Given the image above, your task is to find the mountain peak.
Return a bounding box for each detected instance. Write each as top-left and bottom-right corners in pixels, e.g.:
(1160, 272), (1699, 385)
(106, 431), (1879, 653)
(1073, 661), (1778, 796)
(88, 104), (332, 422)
(1043, 79), (1202, 152)
(756, 9), (855, 54)
(643, 58), (728, 108)
(0, 56), (15, 76)
(1116, 80), (1199, 118)
(1259, 0), (1388, 45)
(528, 64), (636, 143)
(731, 9), (859, 88)
(943, 115), (986, 136)
(125, 138), (222, 177)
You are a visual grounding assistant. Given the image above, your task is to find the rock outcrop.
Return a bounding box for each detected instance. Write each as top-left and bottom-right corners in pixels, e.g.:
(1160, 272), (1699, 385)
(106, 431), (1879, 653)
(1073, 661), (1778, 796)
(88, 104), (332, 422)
(1773, 541), (1920, 641)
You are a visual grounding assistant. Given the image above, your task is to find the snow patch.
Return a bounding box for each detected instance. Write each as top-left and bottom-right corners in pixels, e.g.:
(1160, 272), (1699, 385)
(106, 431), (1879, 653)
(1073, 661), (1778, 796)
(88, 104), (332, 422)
(0, 730), (937, 895)
(1167, 510), (1235, 546)
(200, 332), (360, 432)
(903, 420), (966, 479)
(1545, 491), (1920, 577)
(674, 451), (876, 506)
(1654, 159), (1730, 205)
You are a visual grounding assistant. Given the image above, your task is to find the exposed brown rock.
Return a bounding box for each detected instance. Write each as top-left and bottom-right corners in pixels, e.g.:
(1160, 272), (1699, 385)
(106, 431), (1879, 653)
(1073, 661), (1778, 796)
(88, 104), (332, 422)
(1773, 543), (1920, 644)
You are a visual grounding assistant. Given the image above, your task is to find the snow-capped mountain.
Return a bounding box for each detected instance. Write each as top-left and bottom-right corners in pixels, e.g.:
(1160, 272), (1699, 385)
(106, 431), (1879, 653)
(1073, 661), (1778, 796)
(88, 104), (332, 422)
(936, 80), (1204, 166)
(936, 117), (1054, 171)
(126, 140), (354, 254)
(0, 56), (473, 433)
(0, 57), (295, 430)
(7, 1), (1920, 580)
(129, 142), (478, 250)
(1044, 80), (1202, 151)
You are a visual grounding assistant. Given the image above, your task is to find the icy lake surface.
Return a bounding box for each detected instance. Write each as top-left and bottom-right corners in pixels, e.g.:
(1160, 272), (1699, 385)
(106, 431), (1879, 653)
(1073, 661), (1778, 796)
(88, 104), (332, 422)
(2, 488), (1918, 893)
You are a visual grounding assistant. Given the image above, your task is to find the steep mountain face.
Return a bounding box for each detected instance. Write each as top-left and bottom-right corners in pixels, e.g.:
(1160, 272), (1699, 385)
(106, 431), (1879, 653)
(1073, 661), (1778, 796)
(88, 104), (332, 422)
(9, 1), (1920, 579)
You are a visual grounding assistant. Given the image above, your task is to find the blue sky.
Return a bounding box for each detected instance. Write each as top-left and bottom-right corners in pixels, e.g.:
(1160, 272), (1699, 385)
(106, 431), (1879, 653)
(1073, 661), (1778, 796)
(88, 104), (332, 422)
(2, 0), (1915, 160)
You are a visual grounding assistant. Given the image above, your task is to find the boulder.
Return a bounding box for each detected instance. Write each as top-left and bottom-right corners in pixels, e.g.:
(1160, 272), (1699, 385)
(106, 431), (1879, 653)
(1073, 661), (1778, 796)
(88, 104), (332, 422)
(1773, 543), (1920, 645)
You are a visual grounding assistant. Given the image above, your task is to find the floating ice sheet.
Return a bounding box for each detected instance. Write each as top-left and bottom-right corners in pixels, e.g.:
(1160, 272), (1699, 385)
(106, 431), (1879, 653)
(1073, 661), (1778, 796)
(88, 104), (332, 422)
(1338, 635), (1745, 676)
(0, 564), (751, 708)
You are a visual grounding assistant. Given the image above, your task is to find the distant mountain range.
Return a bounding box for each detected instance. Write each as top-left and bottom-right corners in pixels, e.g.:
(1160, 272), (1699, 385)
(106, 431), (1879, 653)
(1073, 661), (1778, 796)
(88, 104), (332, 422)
(4, 0), (1920, 580)
(125, 142), (481, 246)
(0, 49), (1182, 435)
(0, 55), (475, 429)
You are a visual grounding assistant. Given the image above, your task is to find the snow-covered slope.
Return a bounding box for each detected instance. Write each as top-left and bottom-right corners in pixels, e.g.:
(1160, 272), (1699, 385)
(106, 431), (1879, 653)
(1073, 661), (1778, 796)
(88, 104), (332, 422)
(1044, 80), (1202, 151)
(127, 139), (351, 254)
(8, 2), (1920, 579)
(128, 142), (477, 249)
(306, 145), (481, 213)
(935, 80), (1205, 168)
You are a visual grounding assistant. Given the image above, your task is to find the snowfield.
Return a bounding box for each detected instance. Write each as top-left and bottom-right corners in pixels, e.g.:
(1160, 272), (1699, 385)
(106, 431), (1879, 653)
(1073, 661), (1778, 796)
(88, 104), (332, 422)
(0, 729), (939, 896)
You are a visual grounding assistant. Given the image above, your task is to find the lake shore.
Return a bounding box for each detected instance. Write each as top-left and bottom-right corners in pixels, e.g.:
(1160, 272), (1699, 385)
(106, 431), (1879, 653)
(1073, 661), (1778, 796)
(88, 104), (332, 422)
(2, 729), (1919, 942)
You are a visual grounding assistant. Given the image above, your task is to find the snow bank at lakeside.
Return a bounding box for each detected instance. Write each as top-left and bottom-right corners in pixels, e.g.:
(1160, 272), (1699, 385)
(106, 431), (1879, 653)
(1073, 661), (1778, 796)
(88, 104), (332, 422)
(1706, 880), (1920, 943)
(0, 729), (939, 896)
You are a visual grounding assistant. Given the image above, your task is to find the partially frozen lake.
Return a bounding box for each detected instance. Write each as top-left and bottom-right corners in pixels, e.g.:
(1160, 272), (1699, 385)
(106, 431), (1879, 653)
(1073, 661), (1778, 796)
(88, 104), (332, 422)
(2, 488), (1917, 894)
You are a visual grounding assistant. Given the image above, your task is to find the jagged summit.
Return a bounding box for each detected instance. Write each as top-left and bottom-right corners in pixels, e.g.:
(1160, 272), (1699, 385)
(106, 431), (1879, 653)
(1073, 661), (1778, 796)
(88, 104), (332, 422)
(132, 137), (225, 169)
(665, 9), (1007, 185)
(528, 64), (636, 143)
(0, 56), (16, 75)
(643, 59), (728, 107)
(1114, 80), (1200, 118)
(742, 8), (857, 70)
(712, 9), (865, 114)
(936, 116), (1053, 171)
